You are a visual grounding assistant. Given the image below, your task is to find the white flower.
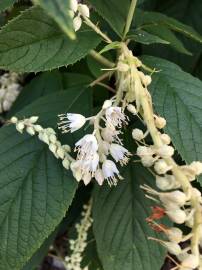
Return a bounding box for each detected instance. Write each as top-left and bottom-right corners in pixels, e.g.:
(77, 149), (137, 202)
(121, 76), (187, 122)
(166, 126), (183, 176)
(110, 144), (130, 165)
(58, 113), (86, 133)
(102, 160), (121, 186)
(73, 16), (82, 32)
(101, 124), (121, 144)
(105, 107), (127, 127)
(154, 115), (166, 129)
(157, 145), (174, 158)
(75, 134), (98, 160)
(159, 191), (186, 207)
(81, 153), (99, 175)
(166, 207), (186, 224)
(189, 161), (202, 176)
(160, 133), (171, 145)
(156, 175), (179, 191)
(136, 146), (154, 157)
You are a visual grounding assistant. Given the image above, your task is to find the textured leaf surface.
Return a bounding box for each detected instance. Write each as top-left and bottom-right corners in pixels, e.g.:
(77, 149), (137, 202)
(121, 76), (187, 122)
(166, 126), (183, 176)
(9, 72), (91, 115)
(135, 10), (202, 43)
(87, 0), (130, 36)
(0, 6), (100, 72)
(0, 0), (16, 12)
(0, 87), (92, 270)
(93, 163), (166, 270)
(33, 0), (75, 40)
(142, 56), (202, 165)
(127, 29), (169, 45)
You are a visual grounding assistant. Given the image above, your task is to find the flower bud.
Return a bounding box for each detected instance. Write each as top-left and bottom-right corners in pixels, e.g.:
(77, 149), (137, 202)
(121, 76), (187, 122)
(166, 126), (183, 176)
(181, 254), (199, 269)
(189, 161), (202, 176)
(62, 159), (70, 170)
(78, 4), (90, 17)
(70, 0), (78, 12)
(38, 132), (49, 144)
(127, 104), (137, 115)
(141, 156), (155, 167)
(132, 128), (144, 141)
(102, 100), (112, 110)
(49, 143), (57, 154)
(49, 134), (57, 143)
(166, 227), (183, 243)
(160, 133), (171, 145)
(29, 116), (39, 123)
(137, 146), (154, 157)
(166, 208), (186, 224)
(73, 16), (82, 32)
(16, 122), (25, 133)
(157, 145), (174, 158)
(163, 241), (182, 255)
(160, 191), (186, 207)
(143, 75), (152, 86)
(26, 126), (35, 136)
(95, 169), (104, 186)
(154, 116), (166, 129)
(10, 116), (18, 123)
(57, 147), (65, 159)
(34, 125), (43, 132)
(154, 160), (172, 174)
(117, 62), (129, 72)
(156, 175), (177, 191)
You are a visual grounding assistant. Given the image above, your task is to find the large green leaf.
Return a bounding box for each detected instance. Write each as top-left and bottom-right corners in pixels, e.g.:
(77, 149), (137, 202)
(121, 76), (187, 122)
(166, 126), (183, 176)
(93, 163), (166, 270)
(9, 72), (91, 115)
(135, 10), (202, 43)
(0, 0), (16, 12)
(33, 0), (75, 40)
(0, 6), (101, 72)
(142, 56), (202, 166)
(0, 86), (92, 270)
(87, 0), (130, 37)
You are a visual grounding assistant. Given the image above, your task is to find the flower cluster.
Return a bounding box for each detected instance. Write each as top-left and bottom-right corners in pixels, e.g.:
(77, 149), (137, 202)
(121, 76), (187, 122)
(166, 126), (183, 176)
(114, 44), (202, 269)
(58, 101), (130, 186)
(0, 72), (21, 113)
(64, 201), (92, 270)
(10, 116), (72, 170)
(70, 0), (90, 32)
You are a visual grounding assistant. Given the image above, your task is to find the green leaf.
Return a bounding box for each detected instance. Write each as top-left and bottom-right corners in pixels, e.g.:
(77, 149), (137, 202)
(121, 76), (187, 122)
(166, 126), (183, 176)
(135, 10), (202, 43)
(99, 41), (121, 54)
(0, 86), (92, 270)
(142, 56), (202, 166)
(9, 72), (91, 115)
(127, 29), (169, 45)
(141, 25), (192, 55)
(93, 163), (166, 270)
(87, 0), (130, 37)
(0, 0), (16, 12)
(0, 6), (101, 72)
(33, 0), (76, 40)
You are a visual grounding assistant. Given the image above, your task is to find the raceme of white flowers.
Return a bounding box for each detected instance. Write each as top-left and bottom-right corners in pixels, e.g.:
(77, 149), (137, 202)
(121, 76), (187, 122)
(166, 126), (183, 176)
(10, 116), (73, 170)
(64, 201), (92, 270)
(9, 40), (202, 269)
(58, 102), (130, 186)
(0, 72), (21, 113)
(70, 0), (90, 32)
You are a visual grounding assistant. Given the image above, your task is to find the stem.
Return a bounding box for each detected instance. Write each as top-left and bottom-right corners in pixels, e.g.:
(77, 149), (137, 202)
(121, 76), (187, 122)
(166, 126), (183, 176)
(83, 16), (112, 43)
(97, 82), (116, 93)
(90, 71), (113, 87)
(123, 0), (138, 40)
(89, 50), (115, 68)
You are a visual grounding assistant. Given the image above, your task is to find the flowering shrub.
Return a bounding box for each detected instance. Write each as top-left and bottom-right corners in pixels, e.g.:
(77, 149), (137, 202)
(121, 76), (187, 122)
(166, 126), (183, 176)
(0, 0), (202, 270)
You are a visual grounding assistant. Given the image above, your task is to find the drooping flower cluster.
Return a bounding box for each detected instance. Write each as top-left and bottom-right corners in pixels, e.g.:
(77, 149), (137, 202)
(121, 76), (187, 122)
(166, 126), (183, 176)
(58, 100), (130, 186)
(114, 44), (202, 270)
(64, 201), (92, 270)
(0, 72), (21, 113)
(10, 116), (72, 170)
(70, 0), (90, 32)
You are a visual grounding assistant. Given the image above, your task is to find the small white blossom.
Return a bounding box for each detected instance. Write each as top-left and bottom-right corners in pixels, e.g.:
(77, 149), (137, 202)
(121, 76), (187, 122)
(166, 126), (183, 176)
(101, 125), (121, 144)
(110, 144), (130, 165)
(157, 145), (174, 158)
(75, 134), (98, 160)
(136, 146), (154, 157)
(166, 227), (183, 243)
(70, 0), (78, 12)
(58, 113), (86, 133)
(105, 107), (127, 127)
(102, 160), (121, 186)
(166, 207), (187, 224)
(154, 115), (166, 129)
(127, 104), (137, 115)
(160, 133), (171, 145)
(102, 99), (113, 110)
(159, 191), (187, 207)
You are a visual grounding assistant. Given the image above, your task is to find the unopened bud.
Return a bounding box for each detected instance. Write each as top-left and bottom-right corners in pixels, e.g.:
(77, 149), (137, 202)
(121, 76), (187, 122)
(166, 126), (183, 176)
(160, 133), (171, 145)
(154, 116), (166, 129)
(127, 104), (137, 115)
(78, 4), (90, 17)
(157, 145), (174, 158)
(132, 128), (144, 141)
(70, 0), (78, 12)
(117, 62), (129, 72)
(166, 208), (186, 224)
(181, 254), (199, 269)
(73, 16), (82, 32)
(16, 122), (25, 133)
(62, 159), (70, 170)
(10, 116), (18, 123)
(154, 159), (172, 174)
(166, 227), (183, 243)
(26, 126), (35, 136)
(163, 241), (182, 255)
(102, 100), (112, 110)
(29, 116), (39, 124)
